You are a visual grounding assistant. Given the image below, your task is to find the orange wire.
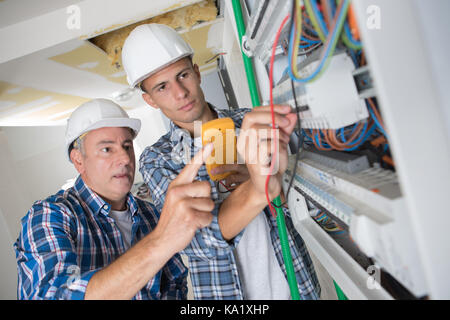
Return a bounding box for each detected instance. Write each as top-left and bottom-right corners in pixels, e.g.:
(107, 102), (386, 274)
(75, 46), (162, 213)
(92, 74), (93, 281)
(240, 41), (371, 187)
(367, 98), (385, 132)
(311, 129), (326, 150)
(382, 155), (395, 167)
(370, 135), (386, 148)
(360, 50), (366, 66)
(347, 4), (360, 41)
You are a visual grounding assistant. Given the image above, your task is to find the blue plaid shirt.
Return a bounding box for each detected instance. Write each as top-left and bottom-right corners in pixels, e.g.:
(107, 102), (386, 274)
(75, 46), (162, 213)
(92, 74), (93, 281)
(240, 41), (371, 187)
(139, 104), (320, 300)
(14, 175), (187, 300)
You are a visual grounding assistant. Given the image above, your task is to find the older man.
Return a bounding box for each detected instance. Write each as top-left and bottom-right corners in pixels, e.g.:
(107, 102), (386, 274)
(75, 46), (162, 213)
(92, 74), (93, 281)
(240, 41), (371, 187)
(14, 98), (214, 300)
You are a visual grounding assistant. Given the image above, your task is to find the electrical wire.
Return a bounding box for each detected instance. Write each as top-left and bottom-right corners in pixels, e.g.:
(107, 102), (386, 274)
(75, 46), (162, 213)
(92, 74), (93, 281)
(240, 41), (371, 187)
(281, 2), (391, 171)
(367, 98), (387, 137)
(266, 13), (291, 217)
(289, 0), (350, 83)
(337, 0), (362, 50)
(304, 0), (328, 41)
(322, 0), (334, 30)
(280, 78), (304, 207)
(218, 180), (235, 193)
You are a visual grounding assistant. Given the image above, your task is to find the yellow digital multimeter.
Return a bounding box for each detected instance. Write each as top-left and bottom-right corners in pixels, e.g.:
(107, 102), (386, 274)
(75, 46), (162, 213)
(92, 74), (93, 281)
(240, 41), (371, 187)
(201, 117), (237, 181)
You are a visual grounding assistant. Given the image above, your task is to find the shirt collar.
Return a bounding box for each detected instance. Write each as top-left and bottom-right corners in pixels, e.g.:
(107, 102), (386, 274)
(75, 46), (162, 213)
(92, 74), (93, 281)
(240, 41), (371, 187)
(73, 175), (139, 217)
(168, 103), (228, 146)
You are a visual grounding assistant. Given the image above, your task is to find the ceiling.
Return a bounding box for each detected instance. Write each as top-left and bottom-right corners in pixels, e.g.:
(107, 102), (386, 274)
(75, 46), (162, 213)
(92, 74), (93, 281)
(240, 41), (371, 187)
(0, 0), (224, 126)
(0, 0), (83, 29)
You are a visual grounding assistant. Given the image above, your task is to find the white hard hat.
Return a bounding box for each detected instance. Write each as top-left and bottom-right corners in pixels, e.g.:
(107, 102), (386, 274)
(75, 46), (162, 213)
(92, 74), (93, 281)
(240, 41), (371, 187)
(65, 99), (141, 162)
(122, 23), (194, 89)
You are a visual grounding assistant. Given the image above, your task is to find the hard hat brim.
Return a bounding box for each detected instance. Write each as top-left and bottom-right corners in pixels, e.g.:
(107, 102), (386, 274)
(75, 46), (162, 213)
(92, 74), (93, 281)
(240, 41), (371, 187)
(132, 54), (193, 89)
(66, 117), (141, 162)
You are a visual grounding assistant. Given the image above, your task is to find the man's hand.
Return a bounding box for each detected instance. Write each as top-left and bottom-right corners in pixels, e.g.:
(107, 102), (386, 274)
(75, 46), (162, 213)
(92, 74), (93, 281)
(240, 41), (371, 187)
(84, 144), (215, 300)
(237, 105), (297, 201)
(151, 143), (215, 254)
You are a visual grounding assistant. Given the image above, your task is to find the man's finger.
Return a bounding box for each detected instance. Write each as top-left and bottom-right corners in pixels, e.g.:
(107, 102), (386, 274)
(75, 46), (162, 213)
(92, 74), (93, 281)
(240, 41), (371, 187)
(211, 164), (241, 175)
(177, 181), (211, 198)
(174, 143), (214, 184)
(224, 174), (248, 186)
(242, 112), (291, 130)
(194, 211), (214, 229)
(252, 105), (292, 114)
(282, 113), (298, 137)
(185, 198), (215, 212)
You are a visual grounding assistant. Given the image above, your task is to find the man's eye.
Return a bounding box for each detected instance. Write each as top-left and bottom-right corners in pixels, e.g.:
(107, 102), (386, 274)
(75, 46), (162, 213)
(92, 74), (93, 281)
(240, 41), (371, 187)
(179, 72), (189, 79)
(157, 85), (166, 92)
(101, 147), (110, 153)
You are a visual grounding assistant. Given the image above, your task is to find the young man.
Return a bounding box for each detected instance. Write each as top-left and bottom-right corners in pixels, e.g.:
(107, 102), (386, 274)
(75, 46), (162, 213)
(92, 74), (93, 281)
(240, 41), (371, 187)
(121, 24), (320, 300)
(14, 98), (214, 299)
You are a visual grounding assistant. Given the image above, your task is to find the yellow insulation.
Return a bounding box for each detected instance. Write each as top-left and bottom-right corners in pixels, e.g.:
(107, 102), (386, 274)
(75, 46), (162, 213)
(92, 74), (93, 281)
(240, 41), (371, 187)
(90, 0), (218, 68)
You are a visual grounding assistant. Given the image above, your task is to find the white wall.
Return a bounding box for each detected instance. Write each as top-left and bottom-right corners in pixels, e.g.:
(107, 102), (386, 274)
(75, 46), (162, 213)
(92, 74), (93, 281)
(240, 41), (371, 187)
(0, 126), (80, 299)
(200, 70), (229, 110)
(0, 208), (18, 300)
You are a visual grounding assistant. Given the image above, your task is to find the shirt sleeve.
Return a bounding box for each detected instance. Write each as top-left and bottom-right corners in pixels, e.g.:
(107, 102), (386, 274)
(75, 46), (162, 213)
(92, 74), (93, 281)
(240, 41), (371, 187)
(14, 200), (99, 300)
(139, 146), (241, 261)
(159, 252), (188, 300)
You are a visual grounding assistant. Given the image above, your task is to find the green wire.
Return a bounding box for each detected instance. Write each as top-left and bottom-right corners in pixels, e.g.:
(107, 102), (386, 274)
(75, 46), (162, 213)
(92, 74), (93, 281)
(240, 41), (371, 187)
(333, 280), (349, 300)
(231, 0), (261, 108)
(231, 0), (301, 301)
(304, 0), (351, 84)
(336, 0), (363, 51)
(304, 0), (327, 42)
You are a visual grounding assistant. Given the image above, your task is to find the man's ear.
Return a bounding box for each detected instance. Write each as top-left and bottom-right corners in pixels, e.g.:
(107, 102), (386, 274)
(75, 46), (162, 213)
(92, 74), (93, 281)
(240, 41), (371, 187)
(70, 148), (85, 175)
(193, 63), (201, 84)
(142, 92), (159, 110)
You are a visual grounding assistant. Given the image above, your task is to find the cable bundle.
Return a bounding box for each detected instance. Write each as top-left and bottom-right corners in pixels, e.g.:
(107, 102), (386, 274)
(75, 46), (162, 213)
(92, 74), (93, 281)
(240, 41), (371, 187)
(266, 0), (394, 215)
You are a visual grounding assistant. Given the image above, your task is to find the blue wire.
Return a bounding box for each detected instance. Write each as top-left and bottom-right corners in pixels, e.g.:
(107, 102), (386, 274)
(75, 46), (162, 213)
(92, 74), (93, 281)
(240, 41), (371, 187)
(302, 130), (312, 143)
(346, 120), (368, 145)
(288, 0), (349, 83)
(344, 123), (376, 151)
(344, 22), (362, 47)
(340, 122), (359, 143)
(314, 131), (332, 149)
(347, 47), (360, 67)
(329, 0), (337, 15)
(310, 0), (329, 37)
(367, 101), (388, 138)
(301, 36), (321, 44)
(340, 128), (346, 142)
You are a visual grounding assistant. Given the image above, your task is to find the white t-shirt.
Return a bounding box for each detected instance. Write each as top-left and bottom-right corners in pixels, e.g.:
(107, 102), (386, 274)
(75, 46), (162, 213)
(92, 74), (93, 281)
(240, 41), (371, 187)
(109, 208), (133, 250)
(234, 213), (291, 300)
(216, 175), (290, 299)
(196, 136), (291, 299)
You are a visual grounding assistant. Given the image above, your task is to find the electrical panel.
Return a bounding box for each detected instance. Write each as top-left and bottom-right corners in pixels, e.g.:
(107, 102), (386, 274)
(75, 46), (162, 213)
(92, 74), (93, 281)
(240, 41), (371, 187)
(273, 52), (368, 129)
(232, 0), (450, 299)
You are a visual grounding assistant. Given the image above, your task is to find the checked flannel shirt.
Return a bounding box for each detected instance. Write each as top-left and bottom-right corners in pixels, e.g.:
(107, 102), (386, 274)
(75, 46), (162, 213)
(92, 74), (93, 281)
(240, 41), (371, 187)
(139, 104), (320, 300)
(14, 175), (187, 300)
